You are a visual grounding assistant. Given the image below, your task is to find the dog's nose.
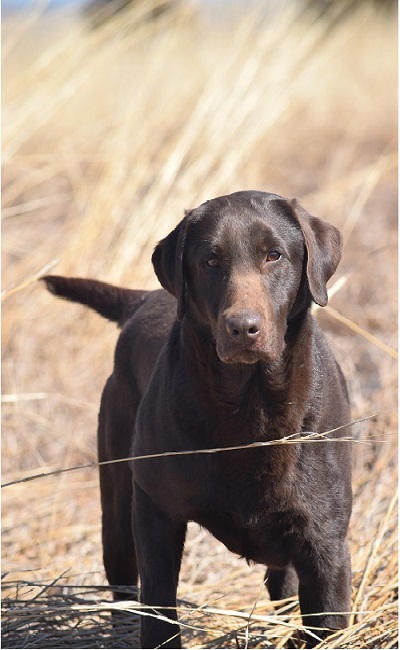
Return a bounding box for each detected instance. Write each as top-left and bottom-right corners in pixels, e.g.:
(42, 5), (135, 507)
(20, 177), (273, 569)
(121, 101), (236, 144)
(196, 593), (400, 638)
(226, 312), (262, 343)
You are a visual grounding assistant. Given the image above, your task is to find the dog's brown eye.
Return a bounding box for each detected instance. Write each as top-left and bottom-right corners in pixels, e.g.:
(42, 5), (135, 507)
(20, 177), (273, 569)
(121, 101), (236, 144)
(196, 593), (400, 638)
(266, 251), (281, 262)
(206, 258), (221, 268)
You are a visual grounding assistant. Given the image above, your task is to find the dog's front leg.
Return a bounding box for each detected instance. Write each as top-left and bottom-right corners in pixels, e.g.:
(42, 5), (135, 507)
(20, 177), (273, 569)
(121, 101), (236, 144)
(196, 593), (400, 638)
(296, 539), (351, 646)
(132, 481), (187, 649)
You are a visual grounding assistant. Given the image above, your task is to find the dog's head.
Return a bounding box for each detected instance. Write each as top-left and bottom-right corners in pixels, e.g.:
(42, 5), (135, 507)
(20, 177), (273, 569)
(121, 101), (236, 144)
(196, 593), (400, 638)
(152, 190), (342, 364)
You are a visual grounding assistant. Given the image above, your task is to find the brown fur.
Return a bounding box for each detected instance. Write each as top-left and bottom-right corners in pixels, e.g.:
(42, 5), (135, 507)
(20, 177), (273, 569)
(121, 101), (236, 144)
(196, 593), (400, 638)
(43, 190), (352, 648)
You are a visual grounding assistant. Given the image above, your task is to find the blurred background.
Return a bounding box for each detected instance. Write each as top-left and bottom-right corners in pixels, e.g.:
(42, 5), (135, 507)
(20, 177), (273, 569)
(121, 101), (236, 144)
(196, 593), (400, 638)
(2, 0), (398, 647)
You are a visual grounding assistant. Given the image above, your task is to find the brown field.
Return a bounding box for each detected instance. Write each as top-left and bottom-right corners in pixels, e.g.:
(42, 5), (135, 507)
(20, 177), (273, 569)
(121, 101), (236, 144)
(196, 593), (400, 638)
(2, 1), (398, 648)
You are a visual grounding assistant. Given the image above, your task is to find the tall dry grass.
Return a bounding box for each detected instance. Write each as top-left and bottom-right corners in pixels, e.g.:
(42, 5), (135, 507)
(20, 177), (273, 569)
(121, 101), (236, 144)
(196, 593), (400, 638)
(2, 1), (397, 648)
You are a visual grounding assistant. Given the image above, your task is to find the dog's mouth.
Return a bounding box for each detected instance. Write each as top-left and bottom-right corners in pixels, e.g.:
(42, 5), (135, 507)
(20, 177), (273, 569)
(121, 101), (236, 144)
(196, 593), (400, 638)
(219, 352), (262, 365)
(214, 322), (285, 365)
(213, 312), (284, 365)
(216, 340), (275, 365)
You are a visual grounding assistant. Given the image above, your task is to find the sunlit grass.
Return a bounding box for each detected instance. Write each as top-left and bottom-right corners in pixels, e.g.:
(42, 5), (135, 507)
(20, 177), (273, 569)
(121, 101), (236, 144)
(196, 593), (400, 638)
(2, 1), (397, 647)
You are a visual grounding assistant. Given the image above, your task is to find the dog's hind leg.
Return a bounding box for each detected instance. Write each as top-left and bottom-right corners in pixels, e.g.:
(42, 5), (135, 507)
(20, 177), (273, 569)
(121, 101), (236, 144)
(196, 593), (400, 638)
(99, 462), (138, 600)
(265, 565), (299, 601)
(98, 375), (139, 600)
(133, 482), (187, 649)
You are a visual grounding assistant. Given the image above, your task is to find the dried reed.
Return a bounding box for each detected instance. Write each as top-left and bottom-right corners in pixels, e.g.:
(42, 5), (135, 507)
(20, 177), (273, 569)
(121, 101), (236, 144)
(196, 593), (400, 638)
(2, 1), (397, 647)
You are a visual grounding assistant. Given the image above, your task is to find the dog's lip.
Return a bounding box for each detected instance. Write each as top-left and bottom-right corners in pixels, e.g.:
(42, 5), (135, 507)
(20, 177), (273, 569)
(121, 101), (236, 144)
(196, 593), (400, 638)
(219, 354), (260, 365)
(215, 332), (283, 364)
(216, 342), (266, 365)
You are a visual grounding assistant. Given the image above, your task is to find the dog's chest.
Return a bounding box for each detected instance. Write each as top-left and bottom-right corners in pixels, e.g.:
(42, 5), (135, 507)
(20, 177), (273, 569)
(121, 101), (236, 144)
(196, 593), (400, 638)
(186, 451), (300, 566)
(192, 495), (300, 567)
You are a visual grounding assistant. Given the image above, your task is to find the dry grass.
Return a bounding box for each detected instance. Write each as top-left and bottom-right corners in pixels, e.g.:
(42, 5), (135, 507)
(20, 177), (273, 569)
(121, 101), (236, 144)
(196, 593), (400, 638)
(2, 1), (397, 648)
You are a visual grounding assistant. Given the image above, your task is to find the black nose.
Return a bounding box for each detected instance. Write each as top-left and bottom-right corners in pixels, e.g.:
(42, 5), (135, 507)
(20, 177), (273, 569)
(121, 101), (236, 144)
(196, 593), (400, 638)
(226, 312), (262, 343)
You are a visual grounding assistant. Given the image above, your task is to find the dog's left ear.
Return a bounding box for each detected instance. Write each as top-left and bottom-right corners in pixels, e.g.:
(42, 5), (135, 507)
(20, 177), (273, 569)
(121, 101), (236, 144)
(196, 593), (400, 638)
(152, 212), (190, 321)
(289, 199), (343, 307)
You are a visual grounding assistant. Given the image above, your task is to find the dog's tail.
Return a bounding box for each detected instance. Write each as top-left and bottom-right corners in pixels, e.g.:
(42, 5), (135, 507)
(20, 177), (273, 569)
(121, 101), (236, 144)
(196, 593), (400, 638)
(42, 275), (148, 327)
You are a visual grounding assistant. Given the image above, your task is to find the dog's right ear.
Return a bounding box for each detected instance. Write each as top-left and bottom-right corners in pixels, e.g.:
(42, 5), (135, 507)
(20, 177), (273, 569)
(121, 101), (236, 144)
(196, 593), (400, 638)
(152, 213), (190, 321)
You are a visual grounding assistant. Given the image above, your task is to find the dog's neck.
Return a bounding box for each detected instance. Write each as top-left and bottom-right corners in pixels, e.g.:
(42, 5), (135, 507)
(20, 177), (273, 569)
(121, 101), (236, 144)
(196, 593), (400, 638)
(177, 310), (314, 440)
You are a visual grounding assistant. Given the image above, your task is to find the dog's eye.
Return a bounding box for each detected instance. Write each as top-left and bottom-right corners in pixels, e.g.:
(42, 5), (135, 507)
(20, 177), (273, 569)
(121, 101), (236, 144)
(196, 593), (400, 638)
(266, 251), (281, 263)
(206, 258), (221, 268)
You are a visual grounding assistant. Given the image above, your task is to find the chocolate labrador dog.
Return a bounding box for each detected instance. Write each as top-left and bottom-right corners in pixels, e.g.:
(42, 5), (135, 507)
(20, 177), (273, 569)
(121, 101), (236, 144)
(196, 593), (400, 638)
(43, 190), (352, 648)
